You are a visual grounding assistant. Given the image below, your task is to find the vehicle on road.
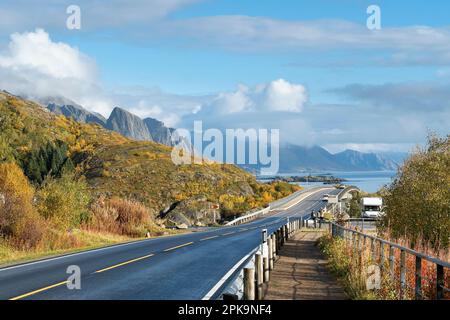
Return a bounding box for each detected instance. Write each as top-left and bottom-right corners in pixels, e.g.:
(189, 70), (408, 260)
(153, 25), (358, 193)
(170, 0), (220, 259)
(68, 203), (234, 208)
(322, 194), (329, 202)
(361, 197), (383, 218)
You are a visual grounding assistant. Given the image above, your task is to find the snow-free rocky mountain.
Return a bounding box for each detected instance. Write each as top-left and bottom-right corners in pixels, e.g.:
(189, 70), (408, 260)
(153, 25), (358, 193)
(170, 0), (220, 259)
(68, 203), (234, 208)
(278, 144), (398, 171)
(39, 97), (176, 146)
(106, 107), (153, 141)
(242, 144), (400, 173)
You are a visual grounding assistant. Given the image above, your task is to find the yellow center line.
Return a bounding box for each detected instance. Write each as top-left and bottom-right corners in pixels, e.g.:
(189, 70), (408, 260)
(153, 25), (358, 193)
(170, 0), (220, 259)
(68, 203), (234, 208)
(9, 280), (68, 301)
(222, 232), (236, 236)
(163, 242), (194, 252)
(95, 254), (154, 273)
(200, 235), (219, 241)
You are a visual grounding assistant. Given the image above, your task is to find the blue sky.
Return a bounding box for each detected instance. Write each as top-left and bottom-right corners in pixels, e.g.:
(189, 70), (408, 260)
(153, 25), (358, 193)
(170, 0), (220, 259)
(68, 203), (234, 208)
(56, 0), (448, 95)
(0, 0), (449, 153)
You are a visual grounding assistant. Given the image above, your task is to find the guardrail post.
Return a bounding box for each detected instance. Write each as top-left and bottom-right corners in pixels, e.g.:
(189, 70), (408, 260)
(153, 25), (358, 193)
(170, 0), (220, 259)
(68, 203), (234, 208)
(389, 245), (395, 280)
(263, 257), (270, 282)
(268, 237), (274, 270)
(436, 264), (444, 300)
(415, 256), (422, 300)
(244, 267), (255, 300)
(379, 241), (385, 272)
(400, 249), (406, 299)
(275, 230), (280, 250)
(255, 253), (263, 300)
(271, 234), (277, 260)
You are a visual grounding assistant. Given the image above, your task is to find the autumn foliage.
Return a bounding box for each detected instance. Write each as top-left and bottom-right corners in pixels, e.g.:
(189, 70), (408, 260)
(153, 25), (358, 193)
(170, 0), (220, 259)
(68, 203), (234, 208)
(0, 163), (45, 249)
(381, 134), (450, 251)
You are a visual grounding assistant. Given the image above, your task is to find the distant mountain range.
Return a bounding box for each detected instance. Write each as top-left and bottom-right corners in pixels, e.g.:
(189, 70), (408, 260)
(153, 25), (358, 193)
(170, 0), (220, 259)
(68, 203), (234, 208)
(38, 96), (176, 146)
(36, 96), (407, 172)
(243, 144), (405, 173)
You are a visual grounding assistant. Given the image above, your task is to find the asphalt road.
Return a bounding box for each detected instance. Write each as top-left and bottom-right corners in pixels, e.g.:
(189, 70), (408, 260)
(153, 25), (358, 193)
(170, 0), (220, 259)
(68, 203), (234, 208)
(0, 187), (339, 300)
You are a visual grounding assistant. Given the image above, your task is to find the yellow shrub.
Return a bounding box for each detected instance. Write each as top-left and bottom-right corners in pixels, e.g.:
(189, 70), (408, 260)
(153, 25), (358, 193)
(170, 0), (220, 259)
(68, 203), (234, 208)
(0, 163), (45, 249)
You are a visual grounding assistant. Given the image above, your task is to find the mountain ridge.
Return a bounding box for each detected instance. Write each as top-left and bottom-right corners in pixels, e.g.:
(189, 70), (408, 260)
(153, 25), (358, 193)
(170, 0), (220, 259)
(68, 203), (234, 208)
(278, 144), (398, 172)
(38, 97), (177, 146)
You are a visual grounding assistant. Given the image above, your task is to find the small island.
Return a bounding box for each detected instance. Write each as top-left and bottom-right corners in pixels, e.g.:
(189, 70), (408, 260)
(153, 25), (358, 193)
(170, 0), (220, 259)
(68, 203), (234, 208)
(267, 175), (347, 184)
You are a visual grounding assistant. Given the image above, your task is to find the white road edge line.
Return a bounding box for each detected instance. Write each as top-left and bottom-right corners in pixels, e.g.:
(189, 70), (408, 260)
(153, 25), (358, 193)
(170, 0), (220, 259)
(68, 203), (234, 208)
(202, 249), (256, 300)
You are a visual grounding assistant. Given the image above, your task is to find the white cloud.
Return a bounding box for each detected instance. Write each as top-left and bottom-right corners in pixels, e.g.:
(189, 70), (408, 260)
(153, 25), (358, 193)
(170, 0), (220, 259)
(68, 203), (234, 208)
(159, 16), (450, 66)
(0, 29), (211, 124)
(166, 16), (450, 51)
(258, 79), (307, 112)
(0, 28), (113, 115)
(0, 0), (201, 33)
(201, 79), (307, 115)
(323, 143), (417, 154)
(0, 29), (95, 80)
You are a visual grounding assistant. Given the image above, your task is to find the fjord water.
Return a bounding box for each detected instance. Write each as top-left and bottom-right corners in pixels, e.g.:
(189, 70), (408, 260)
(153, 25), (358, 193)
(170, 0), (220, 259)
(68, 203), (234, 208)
(275, 171), (397, 193)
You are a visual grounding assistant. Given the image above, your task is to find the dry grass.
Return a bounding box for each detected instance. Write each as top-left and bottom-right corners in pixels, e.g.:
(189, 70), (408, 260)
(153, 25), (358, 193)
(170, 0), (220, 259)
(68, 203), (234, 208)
(0, 229), (132, 267)
(87, 196), (167, 237)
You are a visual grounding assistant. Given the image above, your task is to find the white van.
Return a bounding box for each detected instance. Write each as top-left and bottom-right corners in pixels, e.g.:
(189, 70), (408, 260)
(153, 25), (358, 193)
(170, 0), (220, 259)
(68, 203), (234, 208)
(361, 197), (383, 218)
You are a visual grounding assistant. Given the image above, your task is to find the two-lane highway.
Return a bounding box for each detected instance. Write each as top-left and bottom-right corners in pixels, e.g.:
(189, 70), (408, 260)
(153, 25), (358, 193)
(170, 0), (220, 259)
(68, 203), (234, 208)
(0, 187), (338, 300)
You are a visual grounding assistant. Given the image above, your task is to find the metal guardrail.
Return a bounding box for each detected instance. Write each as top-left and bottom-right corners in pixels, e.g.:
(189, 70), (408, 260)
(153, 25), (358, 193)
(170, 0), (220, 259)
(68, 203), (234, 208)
(270, 186), (329, 210)
(208, 217), (304, 300)
(331, 222), (449, 300)
(225, 186), (330, 226)
(225, 207), (270, 226)
(337, 185), (360, 201)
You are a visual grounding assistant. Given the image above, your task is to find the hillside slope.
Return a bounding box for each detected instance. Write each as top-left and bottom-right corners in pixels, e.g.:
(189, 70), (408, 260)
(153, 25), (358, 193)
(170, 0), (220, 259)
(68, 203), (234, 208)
(0, 91), (298, 226)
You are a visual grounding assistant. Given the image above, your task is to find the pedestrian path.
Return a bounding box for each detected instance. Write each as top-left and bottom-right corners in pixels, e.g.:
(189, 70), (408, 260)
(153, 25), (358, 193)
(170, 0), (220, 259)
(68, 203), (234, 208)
(263, 230), (347, 300)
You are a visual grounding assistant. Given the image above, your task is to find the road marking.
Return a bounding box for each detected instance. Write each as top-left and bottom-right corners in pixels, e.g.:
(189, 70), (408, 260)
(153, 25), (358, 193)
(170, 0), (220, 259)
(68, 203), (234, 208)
(200, 236), (219, 241)
(222, 232), (235, 236)
(163, 242), (194, 252)
(240, 228), (248, 231)
(95, 254), (154, 273)
(0, 235), (165, 272)
(9, 280), (68, 300)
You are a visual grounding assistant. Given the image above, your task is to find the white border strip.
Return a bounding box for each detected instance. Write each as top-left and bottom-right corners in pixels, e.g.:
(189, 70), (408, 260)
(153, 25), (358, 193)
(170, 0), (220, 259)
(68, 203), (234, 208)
(202, 248), (257, 300)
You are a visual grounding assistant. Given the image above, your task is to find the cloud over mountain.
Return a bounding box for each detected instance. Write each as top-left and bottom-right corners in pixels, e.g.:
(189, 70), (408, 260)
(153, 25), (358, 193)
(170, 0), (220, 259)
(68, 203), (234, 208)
(198, 79), (307, 115)
(0, 28), (112, 115)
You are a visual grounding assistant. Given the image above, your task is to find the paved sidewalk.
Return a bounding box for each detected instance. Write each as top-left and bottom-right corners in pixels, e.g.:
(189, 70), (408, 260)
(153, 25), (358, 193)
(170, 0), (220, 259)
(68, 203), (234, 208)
(263, 231), (347, 300)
